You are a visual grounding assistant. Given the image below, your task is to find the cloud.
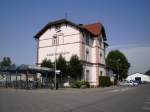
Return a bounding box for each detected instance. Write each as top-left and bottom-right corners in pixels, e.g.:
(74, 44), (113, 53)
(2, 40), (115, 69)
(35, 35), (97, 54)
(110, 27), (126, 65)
(107, 44), (150, 74)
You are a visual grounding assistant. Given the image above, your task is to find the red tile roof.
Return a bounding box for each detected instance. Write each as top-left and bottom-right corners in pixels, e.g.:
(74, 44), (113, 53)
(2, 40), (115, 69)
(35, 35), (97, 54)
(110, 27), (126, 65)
(82, 22), (102, 37)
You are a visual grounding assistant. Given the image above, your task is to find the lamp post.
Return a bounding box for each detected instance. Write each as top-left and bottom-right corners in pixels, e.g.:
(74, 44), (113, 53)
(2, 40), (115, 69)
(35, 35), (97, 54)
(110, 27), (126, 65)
(54, 29), (61, 90)
(116, 59), (120, 84)
(54, 36), (57, 90)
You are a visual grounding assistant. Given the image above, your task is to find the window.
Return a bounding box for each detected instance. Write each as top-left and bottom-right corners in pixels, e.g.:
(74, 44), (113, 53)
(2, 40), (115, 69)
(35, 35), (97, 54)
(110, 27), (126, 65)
(86, 70), (90, 81)
(58, 35), (64, 44)
(99, 38), (102, 47)
(55, 25), (61, 31)
(86, 49), (89, 62)
(52, 36), (58, 45)
(100, 71), (103, 76)
(86, 34), (90, 45)
(100, 53), (102, 63)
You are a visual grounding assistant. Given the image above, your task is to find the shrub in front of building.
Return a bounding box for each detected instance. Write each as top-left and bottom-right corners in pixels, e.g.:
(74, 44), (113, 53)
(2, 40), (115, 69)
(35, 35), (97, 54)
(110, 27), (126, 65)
(71, 80), (90, 88)
(99, 76), (111, 87)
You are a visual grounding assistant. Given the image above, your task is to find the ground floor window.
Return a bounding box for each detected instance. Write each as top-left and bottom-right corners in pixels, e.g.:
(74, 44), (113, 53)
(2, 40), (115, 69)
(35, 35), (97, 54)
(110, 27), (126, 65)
(86, 70), (89, 81)
(100, 71), (103, 76)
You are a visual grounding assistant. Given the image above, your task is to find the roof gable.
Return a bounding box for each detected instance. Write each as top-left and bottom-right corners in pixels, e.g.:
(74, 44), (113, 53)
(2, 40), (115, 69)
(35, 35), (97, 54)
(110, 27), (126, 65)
(34, 19), (107, 41)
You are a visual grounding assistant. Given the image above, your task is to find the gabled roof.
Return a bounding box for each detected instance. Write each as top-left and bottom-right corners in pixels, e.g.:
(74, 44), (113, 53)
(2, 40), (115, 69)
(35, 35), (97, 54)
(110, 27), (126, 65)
(34, 19), (107, 40)
(82, 22), (107, 40)
(82, 23), (102, 36)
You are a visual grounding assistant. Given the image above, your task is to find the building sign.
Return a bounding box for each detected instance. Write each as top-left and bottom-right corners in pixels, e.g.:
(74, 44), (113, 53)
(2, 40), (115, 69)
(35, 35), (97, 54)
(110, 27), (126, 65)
(47, 52), (70, 57)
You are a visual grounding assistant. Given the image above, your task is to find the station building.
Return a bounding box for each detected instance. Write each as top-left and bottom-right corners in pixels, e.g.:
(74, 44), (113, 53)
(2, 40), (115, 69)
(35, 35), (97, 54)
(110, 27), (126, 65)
(34, 19), (108, 86)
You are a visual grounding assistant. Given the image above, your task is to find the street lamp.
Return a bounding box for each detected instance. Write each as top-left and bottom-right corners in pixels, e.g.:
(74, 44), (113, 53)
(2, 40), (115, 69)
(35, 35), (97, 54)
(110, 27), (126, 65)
(54, 29), (61, 90)
(116, 59), (120, 84)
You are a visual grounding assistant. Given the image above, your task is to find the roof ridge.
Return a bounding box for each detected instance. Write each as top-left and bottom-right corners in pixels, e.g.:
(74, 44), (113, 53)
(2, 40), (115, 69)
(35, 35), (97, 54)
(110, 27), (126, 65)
(83, 22), (102, 26)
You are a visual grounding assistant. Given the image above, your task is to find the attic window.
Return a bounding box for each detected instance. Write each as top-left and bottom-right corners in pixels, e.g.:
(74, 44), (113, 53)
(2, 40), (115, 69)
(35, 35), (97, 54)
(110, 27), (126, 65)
(55, 25), (61, 31)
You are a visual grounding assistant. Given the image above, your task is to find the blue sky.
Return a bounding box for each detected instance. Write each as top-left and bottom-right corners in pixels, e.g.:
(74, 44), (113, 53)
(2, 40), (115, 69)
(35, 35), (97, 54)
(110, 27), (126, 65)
(0, 0), (150, 74)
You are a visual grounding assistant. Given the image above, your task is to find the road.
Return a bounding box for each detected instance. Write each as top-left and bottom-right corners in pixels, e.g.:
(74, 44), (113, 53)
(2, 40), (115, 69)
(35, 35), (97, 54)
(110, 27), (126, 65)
(0, 84), (150, 112)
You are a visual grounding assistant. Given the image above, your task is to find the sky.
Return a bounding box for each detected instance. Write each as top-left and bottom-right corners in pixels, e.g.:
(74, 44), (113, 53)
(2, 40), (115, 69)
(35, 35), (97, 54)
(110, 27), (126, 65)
(0, 0), (150, 74)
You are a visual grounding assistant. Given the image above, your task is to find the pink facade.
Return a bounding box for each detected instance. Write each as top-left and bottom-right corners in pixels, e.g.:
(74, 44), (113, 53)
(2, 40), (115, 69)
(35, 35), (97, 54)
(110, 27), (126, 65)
(34, 19), (108, 86)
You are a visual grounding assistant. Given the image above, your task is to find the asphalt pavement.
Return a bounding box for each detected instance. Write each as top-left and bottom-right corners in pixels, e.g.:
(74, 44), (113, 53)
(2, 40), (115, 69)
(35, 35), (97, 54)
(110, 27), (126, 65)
(0, 84), (150, 112)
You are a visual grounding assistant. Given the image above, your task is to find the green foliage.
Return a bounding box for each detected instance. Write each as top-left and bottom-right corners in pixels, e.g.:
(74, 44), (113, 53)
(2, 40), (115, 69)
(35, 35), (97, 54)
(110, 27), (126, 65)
(41, 58), (53, 68)
(68, 55), (83, 79)
(99, 76), (111, 87)
(56, 55), (67, 77)
(71, 80), (89, 88)
(1, 57), (12, 67)
(106, 50), (130, 80)
(145, 70), (150, 76)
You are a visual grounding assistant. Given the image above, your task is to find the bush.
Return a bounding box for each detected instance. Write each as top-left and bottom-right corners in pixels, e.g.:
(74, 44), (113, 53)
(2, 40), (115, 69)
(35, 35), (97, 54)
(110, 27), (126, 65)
(71, 80), (90, 88)
(99, 76), (111, 87)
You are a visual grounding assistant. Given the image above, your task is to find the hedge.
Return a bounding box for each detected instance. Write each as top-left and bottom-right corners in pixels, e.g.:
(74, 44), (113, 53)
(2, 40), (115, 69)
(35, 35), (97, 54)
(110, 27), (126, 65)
(99, 76), (111, 87)
(71, 80), (90, 88)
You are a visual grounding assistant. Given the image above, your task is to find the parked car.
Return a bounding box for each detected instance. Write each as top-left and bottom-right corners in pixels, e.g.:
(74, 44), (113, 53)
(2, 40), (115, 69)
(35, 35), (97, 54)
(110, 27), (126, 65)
(119, 80), (134, 87)
(130, 80), (140, 86)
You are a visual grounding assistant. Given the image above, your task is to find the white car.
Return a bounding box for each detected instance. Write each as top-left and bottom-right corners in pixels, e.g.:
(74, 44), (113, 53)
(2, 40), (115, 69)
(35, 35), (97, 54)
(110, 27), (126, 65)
(119, 80), (134, 87)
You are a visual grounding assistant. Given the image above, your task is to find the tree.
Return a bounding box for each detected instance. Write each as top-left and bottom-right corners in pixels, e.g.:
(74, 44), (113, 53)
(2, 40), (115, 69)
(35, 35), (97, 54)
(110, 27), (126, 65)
(145, 70), (150, 76)
(68, 55), (83, 80)
(41, 58), (53, 68)
(1, 57), (12, 67)
(56, 55), (67, 77)
(106, 50), (130, 80)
